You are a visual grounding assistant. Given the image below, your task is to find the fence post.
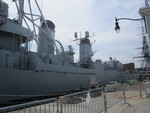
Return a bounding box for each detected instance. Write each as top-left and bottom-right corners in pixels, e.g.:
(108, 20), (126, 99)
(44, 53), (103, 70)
(103, 87), (108, 113)
(57, 99), (63, 113)
(138, 82), (142, 98)
(121, 83), (131, 106)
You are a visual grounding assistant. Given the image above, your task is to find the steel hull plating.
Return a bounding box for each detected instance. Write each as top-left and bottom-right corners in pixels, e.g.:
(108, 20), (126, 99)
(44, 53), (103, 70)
(0, 69), (92, 102)
(0, 69), (138, 102)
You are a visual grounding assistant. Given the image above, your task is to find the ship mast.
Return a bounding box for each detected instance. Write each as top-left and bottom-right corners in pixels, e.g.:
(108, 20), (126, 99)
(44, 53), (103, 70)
(13, 0), (53, 39)
(12, 0), (65, 65)
(13, 0), (24, 25)
(141, 24), (150, 70)
(18, 0), (24, 25)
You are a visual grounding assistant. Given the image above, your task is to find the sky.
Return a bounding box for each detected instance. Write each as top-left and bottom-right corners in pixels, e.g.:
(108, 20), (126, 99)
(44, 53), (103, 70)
(5, 0), (147, 68)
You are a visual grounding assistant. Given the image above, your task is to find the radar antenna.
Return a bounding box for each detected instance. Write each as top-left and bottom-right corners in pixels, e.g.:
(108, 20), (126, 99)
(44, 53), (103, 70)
(71, 31), (95, 45)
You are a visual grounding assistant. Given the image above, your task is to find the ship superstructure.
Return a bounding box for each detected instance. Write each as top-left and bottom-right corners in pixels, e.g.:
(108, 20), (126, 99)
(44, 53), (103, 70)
(0, 0), (137, 102)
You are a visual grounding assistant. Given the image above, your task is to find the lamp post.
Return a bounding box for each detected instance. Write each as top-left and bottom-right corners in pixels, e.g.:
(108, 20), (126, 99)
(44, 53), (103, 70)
(114, 17), (143, 33)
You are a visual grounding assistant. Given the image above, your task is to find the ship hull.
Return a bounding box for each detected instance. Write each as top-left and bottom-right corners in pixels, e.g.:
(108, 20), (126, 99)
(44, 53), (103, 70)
(0, 69), (92, 102)
(0, 69), (138, 102)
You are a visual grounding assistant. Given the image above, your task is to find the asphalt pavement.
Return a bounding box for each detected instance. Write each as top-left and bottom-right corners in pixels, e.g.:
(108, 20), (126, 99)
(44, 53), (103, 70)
(105, 94), (150, 113)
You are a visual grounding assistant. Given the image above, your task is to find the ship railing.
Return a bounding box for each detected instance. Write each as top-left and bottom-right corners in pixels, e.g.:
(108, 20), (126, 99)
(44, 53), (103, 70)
(0, 82), (148, 113)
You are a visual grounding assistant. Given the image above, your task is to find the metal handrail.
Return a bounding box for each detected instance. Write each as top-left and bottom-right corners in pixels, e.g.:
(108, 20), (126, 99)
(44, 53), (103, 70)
(0, 98), (56, 112)
(61, 87), (103, 98)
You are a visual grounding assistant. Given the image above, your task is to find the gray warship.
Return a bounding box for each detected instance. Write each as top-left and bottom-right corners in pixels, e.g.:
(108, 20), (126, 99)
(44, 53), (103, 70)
(0, 0), (137, 102)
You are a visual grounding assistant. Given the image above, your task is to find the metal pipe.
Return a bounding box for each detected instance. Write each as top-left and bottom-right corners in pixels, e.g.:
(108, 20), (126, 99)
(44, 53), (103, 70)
(18, 0), (24, 25)
(103, 87), (108, 113)
(28, 0), (37, 36)
(116, 17), (143, 21)
(0, 98), (56, 112)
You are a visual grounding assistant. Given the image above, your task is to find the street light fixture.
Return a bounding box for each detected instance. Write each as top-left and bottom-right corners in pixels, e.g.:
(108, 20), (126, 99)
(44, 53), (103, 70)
(114, 17), (143, 33)
(115, 18), (120, 33)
